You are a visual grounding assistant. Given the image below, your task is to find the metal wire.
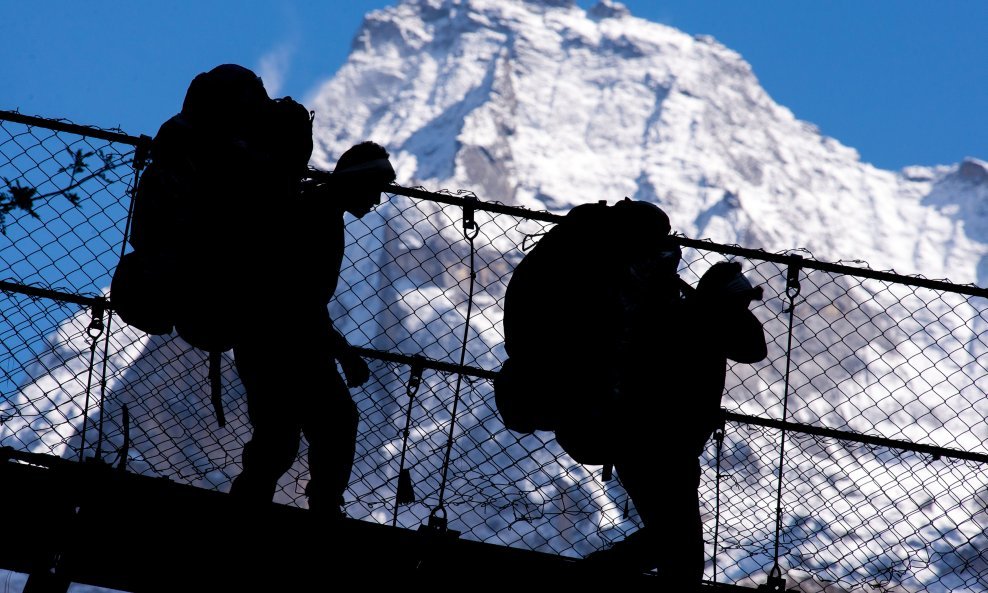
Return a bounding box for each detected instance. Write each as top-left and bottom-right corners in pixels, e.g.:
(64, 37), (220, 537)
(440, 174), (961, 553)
(769, 257), (803, 581)
(433, 212), (480, 521)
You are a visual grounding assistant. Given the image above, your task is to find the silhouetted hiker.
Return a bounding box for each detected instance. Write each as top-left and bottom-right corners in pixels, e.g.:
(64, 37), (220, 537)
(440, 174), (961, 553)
(586, 260), (767, 586)
(495, 199), (683, 444)
(118, 63), (395, 515)
(114, 63), (323, 435)
(230, 140), (395, 515)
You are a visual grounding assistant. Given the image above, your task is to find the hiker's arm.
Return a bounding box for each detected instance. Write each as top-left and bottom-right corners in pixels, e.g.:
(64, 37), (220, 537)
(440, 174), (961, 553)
(331, 325), (370, 388)
(724, 309), (768, 364)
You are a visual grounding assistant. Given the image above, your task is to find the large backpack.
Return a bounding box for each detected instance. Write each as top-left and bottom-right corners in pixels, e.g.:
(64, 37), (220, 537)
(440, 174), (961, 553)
(493, 199), (684, 465)
(112, 65), (313, 354)
(110, 66), (312, 427)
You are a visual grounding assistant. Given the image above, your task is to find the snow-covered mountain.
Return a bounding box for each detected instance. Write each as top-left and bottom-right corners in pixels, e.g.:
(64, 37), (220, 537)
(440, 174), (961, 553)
(303, 2), (988, 590)
(309, 0), (988, 286)
(3, 1), (987, 591)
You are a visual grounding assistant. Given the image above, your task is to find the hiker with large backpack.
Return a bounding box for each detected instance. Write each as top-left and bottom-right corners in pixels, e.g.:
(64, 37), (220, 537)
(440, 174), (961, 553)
(495, 199), (684, 460)
(588, 259), (767, 584)
(114, 64), (396, 516)
(493, 201), (767, 584)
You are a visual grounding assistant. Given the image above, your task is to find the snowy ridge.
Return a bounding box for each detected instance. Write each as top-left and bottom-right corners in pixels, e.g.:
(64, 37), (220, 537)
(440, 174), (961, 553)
(310, 0), (988, 286)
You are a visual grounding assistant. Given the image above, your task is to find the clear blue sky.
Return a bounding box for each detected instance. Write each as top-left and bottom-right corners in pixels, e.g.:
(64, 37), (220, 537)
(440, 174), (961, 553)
(2, 1), (984, 171)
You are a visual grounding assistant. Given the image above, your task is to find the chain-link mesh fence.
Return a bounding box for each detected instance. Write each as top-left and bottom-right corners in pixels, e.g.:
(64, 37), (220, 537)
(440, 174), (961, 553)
(705, 422), (988, 592)
(1, 111), (987, 592)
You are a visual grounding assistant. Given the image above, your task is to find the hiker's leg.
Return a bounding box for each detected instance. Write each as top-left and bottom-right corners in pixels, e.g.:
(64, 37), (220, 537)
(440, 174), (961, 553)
(609, 458), (661, 571)
(610, 455), (703, 586)
(230, 345), (302, 504)
(660, 458), (704, 588)
(302, 368), (358, 513)
(618, 457), (703, 586)
(231, 425), (300, 503)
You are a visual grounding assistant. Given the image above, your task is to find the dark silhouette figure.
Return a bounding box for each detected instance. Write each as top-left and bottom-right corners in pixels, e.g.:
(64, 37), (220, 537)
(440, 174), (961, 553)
(587, 260), (767, 587)
(229, 140), (395, 514)
(496, 199), (683, 444)
(497, 199), (767, 584)
(119, 64), (284, 348)
(120, 63), (395, 515)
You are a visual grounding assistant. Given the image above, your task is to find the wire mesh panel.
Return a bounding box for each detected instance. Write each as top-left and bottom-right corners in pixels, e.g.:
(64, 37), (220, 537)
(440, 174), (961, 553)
(701, 421), (785, 587)
(2, 113), (988, 592)
(0, 291), (99, 458)
(0, 115), (136, 295)
(332, 192), (551, 369)
(704, 424), (988, 592)
(788, 270), (988, 453)
(329, 193), (641, 553)
(688, 251), (988, 456)
(0, 113), (141, 477)
(679, 249), (988, 459)
(89, 332), (248, 489)
(682, 248), (988, 591)
(345, 360), (637, 555)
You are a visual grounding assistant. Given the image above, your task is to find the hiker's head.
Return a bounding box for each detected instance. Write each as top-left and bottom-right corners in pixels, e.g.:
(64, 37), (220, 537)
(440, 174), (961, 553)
(335, 141), (395, 218)
(181, 64), (269, 137)
(697, 261), (763, 307)
(614, 198), (671, 237)
(611, 198), (680, 278)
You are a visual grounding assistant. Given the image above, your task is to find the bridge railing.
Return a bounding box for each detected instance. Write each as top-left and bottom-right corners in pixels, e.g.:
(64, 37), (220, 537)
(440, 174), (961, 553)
(1, 110), (986, 592)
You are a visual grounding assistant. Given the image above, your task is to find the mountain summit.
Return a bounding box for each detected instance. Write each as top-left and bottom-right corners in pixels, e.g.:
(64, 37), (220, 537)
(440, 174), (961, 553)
(309, 0), (988, 284)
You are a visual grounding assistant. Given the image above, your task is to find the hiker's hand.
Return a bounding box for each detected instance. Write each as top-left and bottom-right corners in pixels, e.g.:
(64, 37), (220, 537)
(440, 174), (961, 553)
(340, 351), (370, 388)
